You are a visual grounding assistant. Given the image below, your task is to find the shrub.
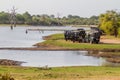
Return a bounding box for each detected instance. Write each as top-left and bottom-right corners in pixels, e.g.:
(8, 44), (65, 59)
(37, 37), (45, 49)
(0, 73), (14, 80)
(117, 27), (120, 37)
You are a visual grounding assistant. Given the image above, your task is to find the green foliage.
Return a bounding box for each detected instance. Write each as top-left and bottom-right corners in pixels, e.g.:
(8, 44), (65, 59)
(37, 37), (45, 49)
(101, 21), (114, 35)
(118, 27), (120, 37)
(0, 11), (99, 26)
(99, 10), (120, 37)
(23, 12), (32, 25)
(0, 12), (9, 24)
(16, 14), (25, 24)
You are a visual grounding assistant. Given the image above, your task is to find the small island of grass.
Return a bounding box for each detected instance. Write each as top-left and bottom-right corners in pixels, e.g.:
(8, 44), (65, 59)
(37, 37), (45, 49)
(34, 33), (120, 51)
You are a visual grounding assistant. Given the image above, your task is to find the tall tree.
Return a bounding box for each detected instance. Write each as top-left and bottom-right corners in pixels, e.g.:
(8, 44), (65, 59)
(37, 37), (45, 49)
(16, 14), (25, 24)
(23, 12), (32, 24)
(0, 12), (9, 24)
(99, 10), (120, 37)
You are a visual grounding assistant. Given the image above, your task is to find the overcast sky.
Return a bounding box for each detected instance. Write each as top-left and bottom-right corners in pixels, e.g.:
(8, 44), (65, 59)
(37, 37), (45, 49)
(0, 0), (120, 17)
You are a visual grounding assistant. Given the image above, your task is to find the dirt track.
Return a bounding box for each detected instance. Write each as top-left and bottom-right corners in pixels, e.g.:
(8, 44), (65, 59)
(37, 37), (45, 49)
(100, 39), (120, 44)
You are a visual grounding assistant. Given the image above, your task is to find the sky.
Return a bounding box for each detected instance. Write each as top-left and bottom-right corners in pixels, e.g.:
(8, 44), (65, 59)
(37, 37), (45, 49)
(0, 0), (120, 17)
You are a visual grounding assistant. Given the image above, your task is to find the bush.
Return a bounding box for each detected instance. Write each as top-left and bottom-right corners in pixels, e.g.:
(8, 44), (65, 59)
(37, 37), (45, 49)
(117, 28), (120, 37)
(0, 73), (14, 80)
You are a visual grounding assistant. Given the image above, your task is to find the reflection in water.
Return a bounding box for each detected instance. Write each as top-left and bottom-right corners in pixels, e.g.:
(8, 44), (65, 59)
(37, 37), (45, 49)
(74, 51), (88, 55)
(0, 50), (106, 67)
(88, 51), (120, 67)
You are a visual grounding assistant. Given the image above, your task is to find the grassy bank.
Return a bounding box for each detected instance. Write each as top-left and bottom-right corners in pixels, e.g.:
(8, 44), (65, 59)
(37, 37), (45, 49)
(35, 34), (120, 51)
(35, 34), (120, 63)
(0, 34), (120, 80)
(0, 66), (120, 80)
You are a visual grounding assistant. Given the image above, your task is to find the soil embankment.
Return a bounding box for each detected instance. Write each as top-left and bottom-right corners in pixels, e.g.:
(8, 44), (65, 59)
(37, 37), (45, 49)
(0, 35), (120, 51)
(0, 59), (24, 66)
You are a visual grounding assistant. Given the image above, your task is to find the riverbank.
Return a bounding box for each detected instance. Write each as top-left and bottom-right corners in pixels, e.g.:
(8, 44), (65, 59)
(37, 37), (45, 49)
(0, 34), (120, 80)
(34, 34), (120, 51)
(34, 34), (120, 63)
(0, 66), (120, 80)
(0, 59), (23, 66)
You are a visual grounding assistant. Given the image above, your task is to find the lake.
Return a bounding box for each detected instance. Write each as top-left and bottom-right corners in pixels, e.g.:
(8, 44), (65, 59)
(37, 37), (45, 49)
(0, 50), (106, 67)
(0, 26), (61, 48)
(0, 26), (108, 67)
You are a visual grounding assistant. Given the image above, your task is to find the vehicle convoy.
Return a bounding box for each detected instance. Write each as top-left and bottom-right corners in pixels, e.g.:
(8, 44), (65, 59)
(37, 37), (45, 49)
(64, 27), (102, 44)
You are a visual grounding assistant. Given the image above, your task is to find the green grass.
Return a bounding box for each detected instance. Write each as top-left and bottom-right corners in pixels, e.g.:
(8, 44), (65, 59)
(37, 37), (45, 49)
(0, 66), (120, 80)
(38, 34), (120, 50)
(0, 34), (119, 80)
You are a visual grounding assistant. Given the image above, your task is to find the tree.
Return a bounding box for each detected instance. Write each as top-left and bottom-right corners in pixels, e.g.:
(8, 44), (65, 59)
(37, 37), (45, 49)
(89, 16), (99, 25)
(0, 11), (100, 26)
(22, 12), (32, 24)
(32, 15), (39, 25)
(50, 15), (55, 18)
(99, 10), (120, 37)
(0, 12), (9, 24)
(16, 14), (25, 24)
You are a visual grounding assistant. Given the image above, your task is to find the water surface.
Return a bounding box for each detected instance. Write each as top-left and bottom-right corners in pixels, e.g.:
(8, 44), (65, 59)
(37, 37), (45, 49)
(0, 26), (60, 47)
(0, 26), (108, 67)
(0, 50), (106, 67)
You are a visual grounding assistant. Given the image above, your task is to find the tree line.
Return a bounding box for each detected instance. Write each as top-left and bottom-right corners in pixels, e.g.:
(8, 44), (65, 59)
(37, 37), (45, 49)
(0, 10), (120, 37)
(0, 11), (98, 26)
